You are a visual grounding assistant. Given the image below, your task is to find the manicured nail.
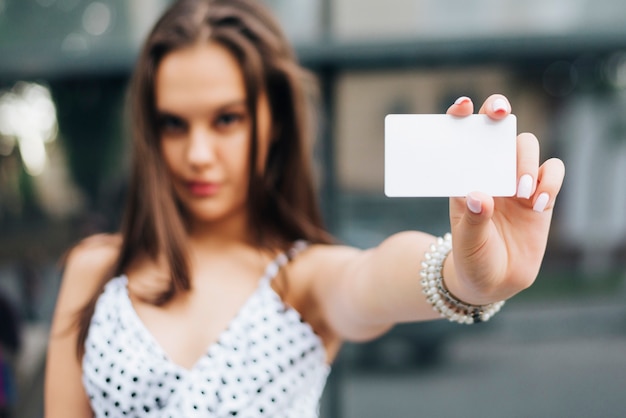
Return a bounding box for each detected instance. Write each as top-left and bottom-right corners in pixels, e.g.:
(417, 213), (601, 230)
(492, 98), (509, 114)
(454, 96), (472, 105)
(467, 193), (482, 214)
(533, 193), (549, 213)
(517, 174), (533, 199)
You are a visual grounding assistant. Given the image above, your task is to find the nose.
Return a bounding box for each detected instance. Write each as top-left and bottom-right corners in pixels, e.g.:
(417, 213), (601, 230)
(187, 126), (217, 169)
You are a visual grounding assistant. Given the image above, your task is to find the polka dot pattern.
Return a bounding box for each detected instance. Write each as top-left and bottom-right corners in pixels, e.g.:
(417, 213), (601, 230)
(82, 242), (330, 417)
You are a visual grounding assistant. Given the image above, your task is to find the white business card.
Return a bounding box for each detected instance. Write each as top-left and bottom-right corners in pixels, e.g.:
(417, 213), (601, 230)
(384, 114), (517, 197)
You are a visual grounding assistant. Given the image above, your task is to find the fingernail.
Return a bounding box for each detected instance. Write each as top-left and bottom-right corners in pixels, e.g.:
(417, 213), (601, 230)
(492, 98), (509, 114)
(533, 193), (549, 213)
(517, 174), (533, 199)
(454, 96), (472, 105)
(467, 193), (482, 214)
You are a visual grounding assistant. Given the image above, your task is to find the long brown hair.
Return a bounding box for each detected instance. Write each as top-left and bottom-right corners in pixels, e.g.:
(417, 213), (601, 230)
(76, 0), (333, 357)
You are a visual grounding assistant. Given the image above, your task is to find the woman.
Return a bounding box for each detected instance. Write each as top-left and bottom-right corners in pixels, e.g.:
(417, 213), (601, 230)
(44, 0), (565, 416)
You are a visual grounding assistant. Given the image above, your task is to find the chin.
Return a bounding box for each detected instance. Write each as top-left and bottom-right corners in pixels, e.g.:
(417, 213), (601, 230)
(183, 202), (246, 227)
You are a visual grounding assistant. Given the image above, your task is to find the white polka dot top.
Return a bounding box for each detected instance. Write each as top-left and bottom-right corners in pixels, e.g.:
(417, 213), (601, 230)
(82, 242), (331, 417)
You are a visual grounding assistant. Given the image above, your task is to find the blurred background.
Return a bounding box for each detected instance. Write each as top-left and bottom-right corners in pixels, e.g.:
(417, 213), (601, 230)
(1, 0), (626, 417)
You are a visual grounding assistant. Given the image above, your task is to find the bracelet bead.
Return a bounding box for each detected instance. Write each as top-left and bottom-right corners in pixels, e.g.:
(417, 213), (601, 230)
(420, 233), (505, 324)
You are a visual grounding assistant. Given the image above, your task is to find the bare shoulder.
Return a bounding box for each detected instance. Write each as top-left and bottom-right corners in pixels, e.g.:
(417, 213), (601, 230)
(298, 243), (364, 271)
(64, 233), (121, 275)
(55, 233), (122, 316)
(68, 233), (122, 262)
(289, 244), (369, 299)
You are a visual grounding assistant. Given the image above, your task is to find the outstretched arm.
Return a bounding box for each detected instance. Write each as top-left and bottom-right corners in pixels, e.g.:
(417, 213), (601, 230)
(311, 95), (565, 343)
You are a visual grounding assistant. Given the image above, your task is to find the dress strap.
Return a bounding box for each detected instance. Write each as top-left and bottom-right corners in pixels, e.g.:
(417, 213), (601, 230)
(263, 240), (309, 282)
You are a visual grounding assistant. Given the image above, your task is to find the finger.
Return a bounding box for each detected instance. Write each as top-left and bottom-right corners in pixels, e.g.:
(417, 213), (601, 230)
(478, 94), (511, 120)
(459, 191), (494, 235)
(515, 132), (540, 200)
(453, 191), (495, 251)
(463, 191), (494, 221)
(446, 96), (474, 117)
(531, 158), (565, 213)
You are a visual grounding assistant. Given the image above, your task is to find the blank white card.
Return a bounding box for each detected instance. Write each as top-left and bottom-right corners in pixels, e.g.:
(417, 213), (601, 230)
(384, 114), (517, 197)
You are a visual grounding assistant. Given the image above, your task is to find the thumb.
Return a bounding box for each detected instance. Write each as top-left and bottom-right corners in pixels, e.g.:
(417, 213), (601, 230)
(455, 192), (495, 253)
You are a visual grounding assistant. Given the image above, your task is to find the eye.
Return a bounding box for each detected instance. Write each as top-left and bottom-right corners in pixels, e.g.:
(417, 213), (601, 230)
(158, 114), (187, 135)
(215, 112), (244, 129)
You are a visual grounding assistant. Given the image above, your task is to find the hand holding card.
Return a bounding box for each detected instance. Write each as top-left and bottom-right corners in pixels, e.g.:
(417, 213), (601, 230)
(384, 114), (517, 197)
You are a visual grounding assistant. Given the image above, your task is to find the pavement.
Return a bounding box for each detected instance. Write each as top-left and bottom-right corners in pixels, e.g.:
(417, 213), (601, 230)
(321, 294), (626, 418)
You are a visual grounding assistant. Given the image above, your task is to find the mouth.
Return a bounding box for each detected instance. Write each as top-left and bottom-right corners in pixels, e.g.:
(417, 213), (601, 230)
(186, 181), (221, 197)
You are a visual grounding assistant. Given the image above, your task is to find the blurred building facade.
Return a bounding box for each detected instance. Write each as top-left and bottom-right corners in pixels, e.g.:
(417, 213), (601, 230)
(2, 0), (626, 271)
(2, 1), (626, 417)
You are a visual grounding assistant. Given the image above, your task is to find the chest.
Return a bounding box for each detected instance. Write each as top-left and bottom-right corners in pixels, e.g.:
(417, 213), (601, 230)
(129, 278), (259, 369)
(82, 277), (329, 416)
(127, 268), (318, 367)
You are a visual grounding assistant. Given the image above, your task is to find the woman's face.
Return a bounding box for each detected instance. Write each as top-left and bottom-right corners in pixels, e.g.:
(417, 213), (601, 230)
(155, 42), (272, 230)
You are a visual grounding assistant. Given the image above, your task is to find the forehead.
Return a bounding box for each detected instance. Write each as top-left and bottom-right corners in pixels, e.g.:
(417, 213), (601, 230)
(155, 42), (246, 113)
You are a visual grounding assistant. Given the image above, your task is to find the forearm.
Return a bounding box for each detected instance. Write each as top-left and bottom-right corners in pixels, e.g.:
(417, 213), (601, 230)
(334, 231), (445, 336)
(319, 227), (515, 341)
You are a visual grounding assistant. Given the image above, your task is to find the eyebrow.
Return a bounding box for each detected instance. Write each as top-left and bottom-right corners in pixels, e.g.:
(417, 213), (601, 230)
(156, 100), (248, 117)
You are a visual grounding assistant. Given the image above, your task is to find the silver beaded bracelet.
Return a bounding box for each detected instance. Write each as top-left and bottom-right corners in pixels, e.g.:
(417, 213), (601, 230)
(420, 233), (505, 324)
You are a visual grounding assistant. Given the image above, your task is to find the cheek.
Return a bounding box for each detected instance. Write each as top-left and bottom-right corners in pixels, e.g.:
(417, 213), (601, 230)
(230, 143), (253, 181)
(160, 141), (182, 173)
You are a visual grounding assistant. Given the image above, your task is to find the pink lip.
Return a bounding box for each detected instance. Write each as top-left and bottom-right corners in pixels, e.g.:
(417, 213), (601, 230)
(186, 181), (220, 197)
